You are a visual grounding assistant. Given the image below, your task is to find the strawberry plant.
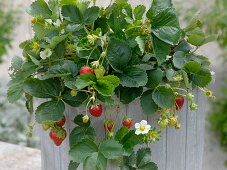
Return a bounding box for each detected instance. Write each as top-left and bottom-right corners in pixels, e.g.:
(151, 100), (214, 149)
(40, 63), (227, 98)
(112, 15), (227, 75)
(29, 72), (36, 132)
(7, 0), (215, 169)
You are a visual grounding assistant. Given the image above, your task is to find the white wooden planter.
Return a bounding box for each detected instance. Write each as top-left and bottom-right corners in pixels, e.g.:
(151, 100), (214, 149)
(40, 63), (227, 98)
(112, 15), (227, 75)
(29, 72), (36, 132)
(39, 89), (206, 170)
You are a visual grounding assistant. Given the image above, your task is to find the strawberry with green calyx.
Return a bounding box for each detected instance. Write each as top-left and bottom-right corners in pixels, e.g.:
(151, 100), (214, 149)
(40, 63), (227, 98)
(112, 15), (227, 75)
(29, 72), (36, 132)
(55, 116), (66, 126)
(70, 90), (78, 97)
(122, 116), (133, 129)
(104, 120), (114, 131)
(168, 114), (178, 127)
(79, 66), (94, 74)
(89, 104), (103, 117)
(158, 115), (169, 129)
(175, 96), (185, 110)
(49, 127), (67, 146)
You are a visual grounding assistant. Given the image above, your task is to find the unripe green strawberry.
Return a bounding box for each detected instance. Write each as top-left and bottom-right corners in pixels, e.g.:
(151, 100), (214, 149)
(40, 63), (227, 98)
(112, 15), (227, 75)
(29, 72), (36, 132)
(42, 124), (51, 131)
(186, 93), (194, 101)
(108, 132), (114, 137)
(70, 90), (78, 97)
(94, 66), (105, 78)
(82, 115), (89, 123)
(175, 123), (181, 129)
(168, 114), (178, 127)
(190, 103), (198, 110)
(158, 116), (169, 129)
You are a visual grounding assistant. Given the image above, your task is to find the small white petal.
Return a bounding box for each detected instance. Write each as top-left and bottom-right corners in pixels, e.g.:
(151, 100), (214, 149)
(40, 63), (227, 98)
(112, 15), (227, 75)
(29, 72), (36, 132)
(135, 123), (140, 129)
(140, 120), (147, 126)
(135, 129), (141, 135)
(146, 125), (151, 131)
(141, 129), (149, 134)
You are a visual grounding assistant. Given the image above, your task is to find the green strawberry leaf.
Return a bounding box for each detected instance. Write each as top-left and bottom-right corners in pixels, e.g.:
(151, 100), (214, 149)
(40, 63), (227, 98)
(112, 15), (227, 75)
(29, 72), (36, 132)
(146, 68), (163, 89)
(117, 86), (143, 104)
(32, 22), (51, 39)
(191, 68), (212, 87)
(26, 0), (52, 19)
(133, 5), (146, 20)
(35, 100), (65, 123)
(24, 78), (61, 98)
(152, 86), (175, 108)
(107, 38), (132, 71)
(140, 90), (158, 115)
(41, 60), (78, 80)
(151, 35), (170, 65)
(115, 127), (129, 143)
(97, 94), (115, 106)
(75, 73), (96, 90)
(119, 66), (148, 87)
(173, 51), (188, 69)
(98, 75), (120, 88)
(68, 161), (80, 170)
(84, 6), (100, 25)
(184, 61), (201, 73)
(151, 8), (181, 45)
(48, 0), (60, 21)
(62, 5), (82, 24)
(99, 139), (124, 159)
(135, 36), (145, 54)
(94, 80), (115, 96)
(121, 130), (144, 152)
(83, 152), (107, 170)
(69, 139), (98, 163)
(69, 126), (96, 147)
(136, 148), (152, 168)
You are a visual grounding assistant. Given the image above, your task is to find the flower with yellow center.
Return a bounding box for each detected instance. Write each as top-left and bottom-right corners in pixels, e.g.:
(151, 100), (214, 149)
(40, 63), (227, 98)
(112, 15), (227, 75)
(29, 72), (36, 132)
(40, 48), (52, 59)
(135, 120), (151, 135)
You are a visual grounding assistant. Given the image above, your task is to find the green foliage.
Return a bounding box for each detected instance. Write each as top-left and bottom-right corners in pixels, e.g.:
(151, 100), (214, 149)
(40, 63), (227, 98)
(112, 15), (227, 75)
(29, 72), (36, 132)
(176, 0), (227, 154)
(7, 0), (215, 168)
(0, 2), (19, 63)
(209, 85), (227, 151)
(121, 147), (158, 170)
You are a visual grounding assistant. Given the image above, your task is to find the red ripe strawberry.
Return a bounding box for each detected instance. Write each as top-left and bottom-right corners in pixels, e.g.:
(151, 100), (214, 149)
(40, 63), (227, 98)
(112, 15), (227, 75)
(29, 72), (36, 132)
(104, 121), (114, 131)
(80, 66), (94, 74)
(89, 104), (103, 117)
(49, 129), (67, 146)
(122, 116), (133, 129)
(56, 116), (66, 126)
(175, 97), (185, 110)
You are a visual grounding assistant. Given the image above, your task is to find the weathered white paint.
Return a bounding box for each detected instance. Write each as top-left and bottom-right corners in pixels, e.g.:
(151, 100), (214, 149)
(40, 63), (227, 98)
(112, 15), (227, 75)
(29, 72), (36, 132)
(40, 89), (206, 170)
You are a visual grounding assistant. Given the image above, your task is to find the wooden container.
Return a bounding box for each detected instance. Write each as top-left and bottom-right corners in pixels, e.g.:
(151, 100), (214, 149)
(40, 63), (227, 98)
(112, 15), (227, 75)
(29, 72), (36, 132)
(40, 89), (206, 170)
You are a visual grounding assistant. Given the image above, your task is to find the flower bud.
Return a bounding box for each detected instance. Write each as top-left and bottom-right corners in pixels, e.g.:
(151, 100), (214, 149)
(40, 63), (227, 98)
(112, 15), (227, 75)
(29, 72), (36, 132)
(190, 103), (198, 110)
(31, 18), (37, 24)
(186, 93), (194, 101)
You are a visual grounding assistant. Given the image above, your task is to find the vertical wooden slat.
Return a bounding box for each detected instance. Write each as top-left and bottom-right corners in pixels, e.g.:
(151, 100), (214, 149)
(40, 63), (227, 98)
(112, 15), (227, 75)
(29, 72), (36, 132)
(148, 115), (167, 170)
(166, 99), (187, 170)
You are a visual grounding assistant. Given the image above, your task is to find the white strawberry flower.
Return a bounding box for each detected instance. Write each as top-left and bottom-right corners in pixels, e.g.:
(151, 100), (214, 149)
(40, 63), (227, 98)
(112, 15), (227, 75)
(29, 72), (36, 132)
(135, 120), (151, 135)
(40, 48), (52, 59)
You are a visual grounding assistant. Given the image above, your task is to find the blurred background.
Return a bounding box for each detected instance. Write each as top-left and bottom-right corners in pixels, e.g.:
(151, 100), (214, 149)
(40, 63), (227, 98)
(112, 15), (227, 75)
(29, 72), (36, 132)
(0, 0), (226, 169)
